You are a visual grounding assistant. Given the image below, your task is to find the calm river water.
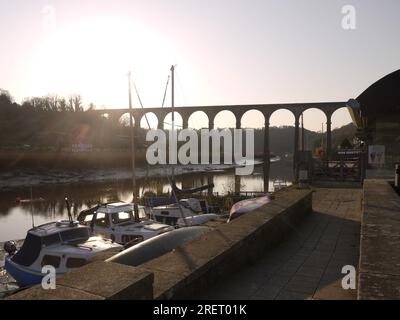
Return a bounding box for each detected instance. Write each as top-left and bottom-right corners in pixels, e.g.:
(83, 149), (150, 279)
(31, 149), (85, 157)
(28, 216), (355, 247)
(0, 163), (292, 242)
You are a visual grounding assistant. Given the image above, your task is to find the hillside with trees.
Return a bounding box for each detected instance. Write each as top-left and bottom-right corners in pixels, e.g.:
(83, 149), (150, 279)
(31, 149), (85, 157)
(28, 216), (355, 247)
(0, 89), (357, 169)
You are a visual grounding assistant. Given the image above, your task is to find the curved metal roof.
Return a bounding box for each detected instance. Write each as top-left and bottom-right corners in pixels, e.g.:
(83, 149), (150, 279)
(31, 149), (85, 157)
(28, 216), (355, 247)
(355, 69), (400, 127)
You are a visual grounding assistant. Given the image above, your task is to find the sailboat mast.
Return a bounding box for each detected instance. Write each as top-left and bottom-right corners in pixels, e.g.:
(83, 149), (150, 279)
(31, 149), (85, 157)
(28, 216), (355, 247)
(301, 113), (305, 151)
(30, 186), (34, 228)
(171, 65), (175, 180)
(128, 71), (138, 216)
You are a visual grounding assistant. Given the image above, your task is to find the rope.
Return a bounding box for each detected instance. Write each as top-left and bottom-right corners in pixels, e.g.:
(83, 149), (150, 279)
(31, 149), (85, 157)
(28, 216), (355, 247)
(133, 81), (151, 130)
(161, 75), (170, 108)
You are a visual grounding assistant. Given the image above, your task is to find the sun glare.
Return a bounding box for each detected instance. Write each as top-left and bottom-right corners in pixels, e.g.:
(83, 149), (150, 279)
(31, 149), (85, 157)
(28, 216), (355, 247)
(28, 17), (178, 109)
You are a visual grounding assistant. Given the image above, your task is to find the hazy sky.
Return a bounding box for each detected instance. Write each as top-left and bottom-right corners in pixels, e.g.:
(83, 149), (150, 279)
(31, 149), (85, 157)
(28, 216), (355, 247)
(0, 0), (399, 131)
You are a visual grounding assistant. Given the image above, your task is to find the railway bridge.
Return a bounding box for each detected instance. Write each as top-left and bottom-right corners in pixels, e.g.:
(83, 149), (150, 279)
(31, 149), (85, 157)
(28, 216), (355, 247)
(87, 101), (351, 189)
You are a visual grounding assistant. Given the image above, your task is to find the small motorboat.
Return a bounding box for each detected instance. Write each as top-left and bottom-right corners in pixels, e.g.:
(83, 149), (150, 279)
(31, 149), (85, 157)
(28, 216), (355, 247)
(228, 195), (271, 222)
(146, 198), (218, 226)
(177, 213), (219, 227)
(106, 226), (210, 267)
(77, 202), (174, 245)
(3, 221), (122, 287)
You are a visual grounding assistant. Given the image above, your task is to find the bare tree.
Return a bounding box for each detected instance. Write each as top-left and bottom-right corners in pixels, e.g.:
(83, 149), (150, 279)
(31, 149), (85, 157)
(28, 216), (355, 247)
(48, 95), (59, 111)
(69, 94), (83, 112)
(58, 97), (67, 112)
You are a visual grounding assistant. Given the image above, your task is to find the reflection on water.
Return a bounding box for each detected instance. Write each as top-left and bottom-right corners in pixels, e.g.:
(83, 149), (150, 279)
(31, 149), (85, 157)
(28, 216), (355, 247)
(0, 165), (292, 242)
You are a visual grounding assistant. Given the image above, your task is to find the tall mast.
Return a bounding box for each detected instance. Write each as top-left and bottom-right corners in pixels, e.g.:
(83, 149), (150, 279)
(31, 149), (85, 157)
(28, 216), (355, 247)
(170, 65), (175, 180)
(30, 186), (34, 228)
(301, 113), (305, 151)
(128, 71), (138, 219)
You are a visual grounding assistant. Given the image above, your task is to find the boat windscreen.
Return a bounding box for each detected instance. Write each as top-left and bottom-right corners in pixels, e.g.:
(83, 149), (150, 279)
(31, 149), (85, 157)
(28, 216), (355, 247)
(42, 233), (61, 246)
(60, 228), (90, 243)
(11, 233), (42, 266)
(111, 211), (133, 224)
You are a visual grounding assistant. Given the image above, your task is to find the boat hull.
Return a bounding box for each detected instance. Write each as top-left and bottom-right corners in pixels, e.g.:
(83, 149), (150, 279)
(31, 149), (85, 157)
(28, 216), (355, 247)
(5, 258), (46, 287)
(107, 226), (210, 267)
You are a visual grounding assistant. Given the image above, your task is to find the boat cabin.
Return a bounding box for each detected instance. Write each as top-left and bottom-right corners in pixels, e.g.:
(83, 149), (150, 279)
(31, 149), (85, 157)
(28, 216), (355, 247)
(10, 222), (92, 270)
(5, 221), (120, 287)
(77, 202), (173, 244)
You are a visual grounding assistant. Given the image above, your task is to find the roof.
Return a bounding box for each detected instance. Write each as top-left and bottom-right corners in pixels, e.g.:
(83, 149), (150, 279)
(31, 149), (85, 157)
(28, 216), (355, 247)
(352, 69), (400, 127)
(29, 221), (87, 237)
(97, 202), (134, 214)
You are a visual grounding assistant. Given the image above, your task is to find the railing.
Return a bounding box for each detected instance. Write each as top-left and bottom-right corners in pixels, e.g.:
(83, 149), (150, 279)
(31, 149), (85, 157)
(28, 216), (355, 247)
(313, 151), (366, 182)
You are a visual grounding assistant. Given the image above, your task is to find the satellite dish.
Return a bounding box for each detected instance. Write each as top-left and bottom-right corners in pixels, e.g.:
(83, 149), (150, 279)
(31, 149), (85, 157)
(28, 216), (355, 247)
(346, 98), (360, 109)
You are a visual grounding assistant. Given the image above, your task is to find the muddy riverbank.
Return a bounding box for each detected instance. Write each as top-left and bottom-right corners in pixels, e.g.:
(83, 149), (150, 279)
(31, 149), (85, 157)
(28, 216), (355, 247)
(0, 163), (254, 191)
(0, 240), (23, 298)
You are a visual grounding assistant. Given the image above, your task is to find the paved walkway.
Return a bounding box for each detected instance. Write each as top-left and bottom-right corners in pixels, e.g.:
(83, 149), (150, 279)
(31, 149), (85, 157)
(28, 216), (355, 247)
(199, 188), (362, 300)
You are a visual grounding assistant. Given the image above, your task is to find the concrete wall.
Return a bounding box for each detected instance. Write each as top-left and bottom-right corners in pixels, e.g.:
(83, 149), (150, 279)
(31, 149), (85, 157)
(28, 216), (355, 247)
(149, 187), (312, 299)
(7, 186), (312, 300)
(358, 179), (400, 299)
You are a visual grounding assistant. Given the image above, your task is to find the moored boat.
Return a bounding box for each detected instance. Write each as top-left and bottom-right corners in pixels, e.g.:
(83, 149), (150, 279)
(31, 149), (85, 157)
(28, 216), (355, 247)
(77, 201), (174, 245)
(106, 226), (210, 267)
(146, 198), (218, 226)
(3, 221), (122, 287)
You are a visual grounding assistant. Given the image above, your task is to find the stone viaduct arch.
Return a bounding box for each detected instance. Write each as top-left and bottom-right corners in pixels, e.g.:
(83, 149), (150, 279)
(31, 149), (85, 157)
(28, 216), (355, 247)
(87, 101), (348, 190)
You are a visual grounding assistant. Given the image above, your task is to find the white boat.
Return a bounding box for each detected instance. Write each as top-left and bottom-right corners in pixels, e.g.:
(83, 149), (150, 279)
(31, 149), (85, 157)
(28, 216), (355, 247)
(77, 202), (174, 245)
(228, 195), (271, 222)
(177, 213), (219, 227)
(106, 226), (210, 267)
(3, 221), (122, 287)
(146, 198), (216, 226)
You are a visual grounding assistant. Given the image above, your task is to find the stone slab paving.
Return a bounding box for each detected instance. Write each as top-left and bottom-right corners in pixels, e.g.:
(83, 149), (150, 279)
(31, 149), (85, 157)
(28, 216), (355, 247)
(198, 188), (361, 300)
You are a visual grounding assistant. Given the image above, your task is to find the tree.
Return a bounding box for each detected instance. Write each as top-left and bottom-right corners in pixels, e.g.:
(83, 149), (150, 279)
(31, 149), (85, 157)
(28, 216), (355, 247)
(48, 95), (59, 111)
(58, 97), (68, 112)
(0, 89), (13, 109)
(69, 94), (83, 112)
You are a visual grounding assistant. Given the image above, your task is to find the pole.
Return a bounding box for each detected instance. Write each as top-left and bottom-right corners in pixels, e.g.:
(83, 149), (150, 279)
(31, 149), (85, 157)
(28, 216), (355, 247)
(30, 186), (34, 228)
(301, 113), (305, 151)
(263, 119), (270, 193)
(65, 197), (73, 226)
(161, 76), (170, 108)
(170, 65), (175, 180)
(128, 71), (139, 221)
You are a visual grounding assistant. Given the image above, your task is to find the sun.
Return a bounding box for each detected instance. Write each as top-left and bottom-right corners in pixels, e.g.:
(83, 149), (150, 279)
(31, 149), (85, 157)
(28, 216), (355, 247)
(28, 17), (177, 109)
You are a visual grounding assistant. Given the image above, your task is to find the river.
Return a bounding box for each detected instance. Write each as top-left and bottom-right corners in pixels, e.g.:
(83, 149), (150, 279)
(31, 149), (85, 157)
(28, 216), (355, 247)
(0, 161), (292, 243)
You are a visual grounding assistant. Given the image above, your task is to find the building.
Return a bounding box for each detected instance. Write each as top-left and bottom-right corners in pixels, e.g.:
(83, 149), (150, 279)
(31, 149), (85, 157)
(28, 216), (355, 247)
(349, 69), (400, 169)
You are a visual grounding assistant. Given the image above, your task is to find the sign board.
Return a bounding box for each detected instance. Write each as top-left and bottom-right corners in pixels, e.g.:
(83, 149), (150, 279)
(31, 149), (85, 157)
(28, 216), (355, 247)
(368, 145), (385, 168)
(72, 143), (93, 153)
